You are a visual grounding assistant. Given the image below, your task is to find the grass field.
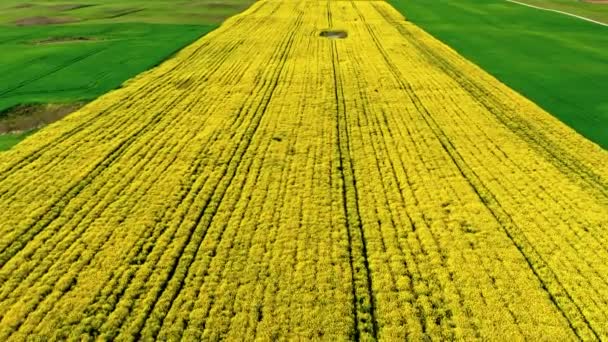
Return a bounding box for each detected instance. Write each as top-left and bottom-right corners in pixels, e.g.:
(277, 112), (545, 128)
(0, 130), (37, 151)
(0, 0), (252, 25)
(0, 23), (212, 112)
(0, 0), (253, 150)
(0, 1), (606, 339)
(389, 0), (608, 149)
(513, 0), (608, 23)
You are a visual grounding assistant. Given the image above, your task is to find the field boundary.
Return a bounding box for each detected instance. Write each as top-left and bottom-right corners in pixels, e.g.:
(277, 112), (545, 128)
(506, 0), (608, 26)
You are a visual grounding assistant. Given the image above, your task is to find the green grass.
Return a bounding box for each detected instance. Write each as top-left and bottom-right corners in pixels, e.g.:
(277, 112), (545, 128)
(0, 0), (252, 151)
(513, 0), (608, 24)
(0, 129), (39, 151)
(389, 0), (608, 149)
(0, 23), (213, 112)
(0, 0), (251, 25)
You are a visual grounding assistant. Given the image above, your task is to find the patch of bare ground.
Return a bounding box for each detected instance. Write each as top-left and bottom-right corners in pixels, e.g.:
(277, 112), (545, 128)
(14, 16), (78, 26)
(320, 29), (348, 39)
(32, 36), (97, 45)
(0, 103), (85, 134)
(582, 0), (608, 3)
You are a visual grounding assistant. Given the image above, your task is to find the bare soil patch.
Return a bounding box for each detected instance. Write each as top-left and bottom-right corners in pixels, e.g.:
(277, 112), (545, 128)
(582, 0), (608, 3)
(320, 30), (348, 39)
(0, 103), (85, 134)
(14, 16), (78, 26)
(32, 36), (97, 45)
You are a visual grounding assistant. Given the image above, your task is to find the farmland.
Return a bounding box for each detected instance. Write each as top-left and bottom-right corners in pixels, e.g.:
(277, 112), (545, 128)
(507, 0), (608, 23)
(0, 0), (253, 150)
(389, 0), (608, 149)
(1, 0), (607, 340)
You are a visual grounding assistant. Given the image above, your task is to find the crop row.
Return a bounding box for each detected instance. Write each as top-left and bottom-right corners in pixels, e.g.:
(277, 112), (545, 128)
(0, 0), (606, 340)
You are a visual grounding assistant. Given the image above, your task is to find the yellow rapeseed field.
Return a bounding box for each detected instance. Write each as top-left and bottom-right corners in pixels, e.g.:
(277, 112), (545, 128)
(0, 0), (607, 340)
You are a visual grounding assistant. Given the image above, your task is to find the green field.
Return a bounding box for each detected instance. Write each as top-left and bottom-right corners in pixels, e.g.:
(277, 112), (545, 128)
(389, 0), (608, 149)
(0, 129), (37, 151)
(0, 0), (251, 25)
(0, 0), (252, 151)
(0, 23), (212, 112)
(514, 0), (608, 24)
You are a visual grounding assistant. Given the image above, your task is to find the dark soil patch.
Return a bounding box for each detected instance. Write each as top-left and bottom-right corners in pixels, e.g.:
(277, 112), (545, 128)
(320, 30), (348, 39)
(32, 36), (97, 45)
(0, 103), (86, 134)
(14, 16), (78, 26)
(50, 4), (95, 11)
